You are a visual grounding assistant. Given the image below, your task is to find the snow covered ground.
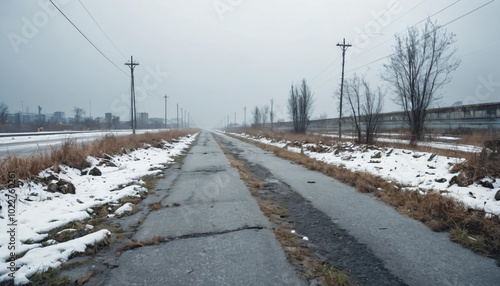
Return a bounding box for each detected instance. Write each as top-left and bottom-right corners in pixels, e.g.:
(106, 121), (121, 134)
(0, 129), (166, 157)
(319, 133), (482, 153)
(0, 133), (197, 285)
(231, 132), (500, 216)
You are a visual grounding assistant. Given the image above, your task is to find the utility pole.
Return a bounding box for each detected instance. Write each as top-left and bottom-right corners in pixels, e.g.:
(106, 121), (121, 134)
(89, 101), (92, 118)
(125, 56), (139, 134)
(38, 106), (42, 126)
(244, 106), (246, 127)
(187, 112), (190, 128)
(164, 95), (169, 129)
(184, 110), (187, 128)
(234, 112), (236, 126)
(176, 104), (179, 129)
(181, 107), (183, 129)
(337, 38), (351, 140)
(270, 99), (274, 131)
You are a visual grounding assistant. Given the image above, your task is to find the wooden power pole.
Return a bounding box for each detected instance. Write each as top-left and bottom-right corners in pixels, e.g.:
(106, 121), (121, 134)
(336, 38), (351, 140)
(125, 56), (139, 134)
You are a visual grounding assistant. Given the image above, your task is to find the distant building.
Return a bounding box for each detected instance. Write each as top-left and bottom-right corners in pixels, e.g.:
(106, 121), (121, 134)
(22, 113), (37, 124)
(52, 111), (66, 123)
(104, 113), (120, 128)
(105, 113), (113, 125)
(167, 118), (178, 128)
(137, 112), (149, 128)
(149, 117), (164, 128)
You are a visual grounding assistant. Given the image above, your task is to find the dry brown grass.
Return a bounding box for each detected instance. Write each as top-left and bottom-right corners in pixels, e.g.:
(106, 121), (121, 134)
(76, 270), (94, 286)
(148, 202), (166, 211)
(0, 129), (198, 187)
(241, 128), (337, 146)
(115, 236), (164, 256)
(28, 268), (71, 286)
(59, 257), (93, 270)
(230, 132), (500, 257)
(458, 131), (499, 146)
(273, 228), (352, 285)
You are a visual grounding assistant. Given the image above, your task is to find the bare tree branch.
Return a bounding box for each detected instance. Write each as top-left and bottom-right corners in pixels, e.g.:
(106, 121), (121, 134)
(382, 19), (460, 145)
(288, 79), (314, 134)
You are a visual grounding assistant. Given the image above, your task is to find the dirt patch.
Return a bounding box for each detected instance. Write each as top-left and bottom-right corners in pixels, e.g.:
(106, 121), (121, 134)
(217, 136), (407, 286)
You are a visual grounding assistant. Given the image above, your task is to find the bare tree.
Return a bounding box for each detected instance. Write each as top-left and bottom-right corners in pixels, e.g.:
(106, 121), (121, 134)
(261, 105), (269, 128)
(251, 106), (261, 128)
(270, 99), (274, 130)
(344, 75), (384, 144)
(288, 79), (314, 134)
(361, 80), (384, 145)
(74, 107), (84, 125)
(0, 103), (8, 125)
(382, 19), (460, 146)
(344, 75), (363, 143)
(288, 84), (299, 132)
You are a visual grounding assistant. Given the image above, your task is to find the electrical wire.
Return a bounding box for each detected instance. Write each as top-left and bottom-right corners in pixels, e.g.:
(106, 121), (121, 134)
(312, 0), (407, 84)
(61, 1), (168, 101)
(412, 0), (461, 28)
(351, 0), (399, 42)
(49, 0), (129, 77)
(309, 56), (341, 83)
(376, 0), (428, 33)
(78, 0), (127, 60)
(313, 0), (495, 89)
(311, 0), (426, 87)
(439, 0), (494, 28)
(347, 0), (463, 63)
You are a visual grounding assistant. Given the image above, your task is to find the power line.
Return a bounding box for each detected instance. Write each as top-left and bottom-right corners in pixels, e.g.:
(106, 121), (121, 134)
(351, 0), (399, 42)
(310, 56), (341, 82)
(314, 72), (341, 90)
(312, 1), (404, 84)
(349, 0), (461, 64)
(78, 0), (127, 60)
(349, 0), (495, 73)
(412, 0), (462, 28)
(311, 0), (425, 87)
(350, 0), (428, 59)
(377, 0), (427, 33)
(315, 0), (495, 87)
(49, 0), (129, 77)
(440, 0), (495, 28)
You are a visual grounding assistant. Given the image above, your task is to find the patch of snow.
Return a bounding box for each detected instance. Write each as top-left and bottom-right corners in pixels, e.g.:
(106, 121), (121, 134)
(232, 132), (500, 216)
(0, 132), (197, 284)
(114, 203), (134, 216)
(0, 230), (110, 285)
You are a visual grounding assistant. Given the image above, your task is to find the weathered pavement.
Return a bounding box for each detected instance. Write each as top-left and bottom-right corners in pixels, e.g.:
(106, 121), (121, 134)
(99, 131), (305, 286)
(216, 132), (500, 286)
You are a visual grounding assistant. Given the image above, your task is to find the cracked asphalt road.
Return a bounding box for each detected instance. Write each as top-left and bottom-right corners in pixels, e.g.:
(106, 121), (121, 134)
(97, 131), (305, 286)
(72, 130), (499, 286)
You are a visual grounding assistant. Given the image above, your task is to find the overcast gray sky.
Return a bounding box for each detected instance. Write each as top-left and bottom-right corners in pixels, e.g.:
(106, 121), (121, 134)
(1, 0), (499, 128)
